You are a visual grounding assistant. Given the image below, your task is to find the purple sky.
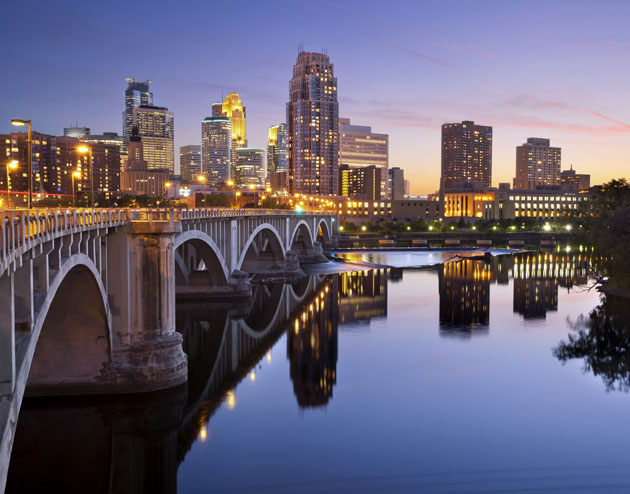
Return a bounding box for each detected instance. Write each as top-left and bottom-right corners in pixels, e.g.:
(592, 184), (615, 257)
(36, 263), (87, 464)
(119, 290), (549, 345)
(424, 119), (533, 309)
(1, 0), (628, 193)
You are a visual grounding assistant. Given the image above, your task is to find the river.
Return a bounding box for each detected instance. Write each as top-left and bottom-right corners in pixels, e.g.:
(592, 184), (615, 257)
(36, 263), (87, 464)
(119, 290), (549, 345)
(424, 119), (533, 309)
(8, 251), (630, 493)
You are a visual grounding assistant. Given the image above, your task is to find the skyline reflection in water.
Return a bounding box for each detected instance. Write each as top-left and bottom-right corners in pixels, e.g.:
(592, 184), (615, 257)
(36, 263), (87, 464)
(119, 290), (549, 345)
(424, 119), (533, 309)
(10, 253), (630, 494)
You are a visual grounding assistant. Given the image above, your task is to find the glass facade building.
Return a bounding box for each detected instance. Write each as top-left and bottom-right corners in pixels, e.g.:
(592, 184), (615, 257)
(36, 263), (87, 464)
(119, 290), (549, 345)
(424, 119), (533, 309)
(201, 117), (232, 185)
(180, 145), (202, 182)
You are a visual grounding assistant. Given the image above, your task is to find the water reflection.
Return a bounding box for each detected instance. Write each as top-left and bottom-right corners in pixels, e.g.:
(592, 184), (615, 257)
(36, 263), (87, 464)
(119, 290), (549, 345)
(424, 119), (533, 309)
(437, 254), (592, 331)
(288, 277), (338, 407)
(554, 294), (630, 392)
(7, 256), (597, 492)
(339, 269), (388, 325)
(439, 260), (491, 329)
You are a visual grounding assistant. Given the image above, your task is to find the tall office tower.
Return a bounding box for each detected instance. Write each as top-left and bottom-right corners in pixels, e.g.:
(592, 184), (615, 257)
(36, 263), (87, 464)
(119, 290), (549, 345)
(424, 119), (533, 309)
(388, 167), (405, 200)
(122, 78), (153, 152)
(441, 120), (492, 190)
(235, 148), (265, 187)
(339, 117), (389, 198)
(267, 123), (288, 191)
(201, 117), (232, 185)
(132, 105), (174, 172)
(514, 138), (561, 190)
(287, 50), (339, 195)
(180, 145), (202, 181)
(560, 165), (590, 192)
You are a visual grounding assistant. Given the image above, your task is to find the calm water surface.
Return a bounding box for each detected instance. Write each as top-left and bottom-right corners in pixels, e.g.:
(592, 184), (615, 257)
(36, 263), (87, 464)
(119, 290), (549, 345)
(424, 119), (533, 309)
(8, 252), (630, 493)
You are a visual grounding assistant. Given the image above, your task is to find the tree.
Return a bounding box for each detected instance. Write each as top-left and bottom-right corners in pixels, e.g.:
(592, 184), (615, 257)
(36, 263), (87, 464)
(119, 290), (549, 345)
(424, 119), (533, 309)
(554, 294), (630, 392)
(579, 179), (630, 288)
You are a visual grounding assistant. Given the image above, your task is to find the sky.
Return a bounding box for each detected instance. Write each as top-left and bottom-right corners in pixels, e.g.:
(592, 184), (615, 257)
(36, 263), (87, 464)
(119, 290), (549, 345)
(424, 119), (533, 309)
(1, 0), (628, 194)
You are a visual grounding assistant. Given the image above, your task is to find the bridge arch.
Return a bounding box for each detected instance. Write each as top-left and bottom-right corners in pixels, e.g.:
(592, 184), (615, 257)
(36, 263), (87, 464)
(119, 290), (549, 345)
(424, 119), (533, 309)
(289, 220), (314, 253)
(26, 254), (113, 396)
(174, 230), (229, 286)
(316, 218), (332, 244)
(236, 223), (286, 273)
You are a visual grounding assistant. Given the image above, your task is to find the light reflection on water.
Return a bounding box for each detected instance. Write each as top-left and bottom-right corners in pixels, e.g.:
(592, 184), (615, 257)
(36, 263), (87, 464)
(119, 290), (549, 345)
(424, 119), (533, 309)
(9, 252), (630, 493)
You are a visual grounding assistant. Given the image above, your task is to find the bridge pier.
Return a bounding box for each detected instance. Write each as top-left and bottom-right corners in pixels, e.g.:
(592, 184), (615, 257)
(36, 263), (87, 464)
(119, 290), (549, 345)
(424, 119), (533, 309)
(106, 220), (187, 393)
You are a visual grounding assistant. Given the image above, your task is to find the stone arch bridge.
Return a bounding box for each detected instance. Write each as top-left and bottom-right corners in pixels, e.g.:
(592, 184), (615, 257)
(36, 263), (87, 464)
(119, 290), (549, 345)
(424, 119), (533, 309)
(0, 207), (337, 490)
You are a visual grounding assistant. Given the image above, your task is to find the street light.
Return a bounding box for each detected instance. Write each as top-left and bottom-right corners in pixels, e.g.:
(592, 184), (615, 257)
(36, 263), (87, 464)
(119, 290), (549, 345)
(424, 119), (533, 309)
(227, 179), (235, 208)
(197, 175), (207, 208)
(71, 170), (81, 207)
(76, 145), (94, 208)
(11, 119), (32, 208)
(5, 160), (18, 207)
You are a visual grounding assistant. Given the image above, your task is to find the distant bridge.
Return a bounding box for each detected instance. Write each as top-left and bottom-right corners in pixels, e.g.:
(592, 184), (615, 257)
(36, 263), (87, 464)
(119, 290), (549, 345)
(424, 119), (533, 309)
(0, 207), (337, 491)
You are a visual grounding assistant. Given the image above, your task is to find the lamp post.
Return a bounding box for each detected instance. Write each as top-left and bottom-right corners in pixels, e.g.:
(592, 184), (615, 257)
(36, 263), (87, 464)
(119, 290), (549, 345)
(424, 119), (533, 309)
(77, 145), (94, 208)
(248, 183), (256, 206)
(71, 170), (81, 207)
(197, 175), (207, 208)
(10, 119), (32, 209)
(164, 181), (172, 207)
(5, 160), (18, 208)
(227, 179), (235, 208)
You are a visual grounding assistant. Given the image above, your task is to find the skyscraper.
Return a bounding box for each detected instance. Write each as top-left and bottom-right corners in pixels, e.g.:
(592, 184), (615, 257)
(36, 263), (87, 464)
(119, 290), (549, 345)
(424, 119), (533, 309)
(514, 138), (561, 190)
(235, 148), (265, 187)
(220, 93), (247, 149)
(180, 145), (201, 181)
(339, 117), (388, 198)
(132, 105), (174, 172)
(122, 78), (153, 152)
(287, 50), (339, 195)
(441, 121), (492, 190)
(211, 93), (247, 179)
(267, 123), (288, 191)
(201, 117), (232, 185)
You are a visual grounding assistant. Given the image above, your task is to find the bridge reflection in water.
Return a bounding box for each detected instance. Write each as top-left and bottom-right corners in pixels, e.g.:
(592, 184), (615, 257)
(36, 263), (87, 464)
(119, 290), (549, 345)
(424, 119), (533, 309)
(6, 256), (594, 491)
(6, 270), (388, 492)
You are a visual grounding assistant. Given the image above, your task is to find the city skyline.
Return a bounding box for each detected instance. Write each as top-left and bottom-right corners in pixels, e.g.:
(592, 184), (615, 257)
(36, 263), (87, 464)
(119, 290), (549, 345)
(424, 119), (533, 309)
(1, 0), (628, 194)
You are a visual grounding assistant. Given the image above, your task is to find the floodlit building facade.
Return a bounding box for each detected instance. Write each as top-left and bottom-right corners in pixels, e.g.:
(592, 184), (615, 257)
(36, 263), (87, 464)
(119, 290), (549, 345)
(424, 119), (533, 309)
(287, 51), (339, 195)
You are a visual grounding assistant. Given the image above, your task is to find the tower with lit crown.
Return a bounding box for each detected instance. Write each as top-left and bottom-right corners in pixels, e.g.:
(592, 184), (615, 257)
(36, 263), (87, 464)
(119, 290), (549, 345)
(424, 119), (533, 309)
(287, 50), (339, 195)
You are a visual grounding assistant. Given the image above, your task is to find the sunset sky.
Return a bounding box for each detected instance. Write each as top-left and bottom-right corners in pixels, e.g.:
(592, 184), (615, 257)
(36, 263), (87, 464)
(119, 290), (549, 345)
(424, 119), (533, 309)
(1, 0), (628, 194)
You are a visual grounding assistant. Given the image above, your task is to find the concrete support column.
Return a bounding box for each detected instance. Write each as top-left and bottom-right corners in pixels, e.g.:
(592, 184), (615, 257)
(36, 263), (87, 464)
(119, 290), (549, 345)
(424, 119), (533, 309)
(229, 220), (238, 273)
(13, 259), (34, 331)
(0, 274), (15, 395)
(107, 221), (187, 393)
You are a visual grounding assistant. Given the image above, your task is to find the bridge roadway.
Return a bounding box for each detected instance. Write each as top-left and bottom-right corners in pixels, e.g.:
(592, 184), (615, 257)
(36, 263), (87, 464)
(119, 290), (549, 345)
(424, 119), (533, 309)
(0, 207), (337, 491)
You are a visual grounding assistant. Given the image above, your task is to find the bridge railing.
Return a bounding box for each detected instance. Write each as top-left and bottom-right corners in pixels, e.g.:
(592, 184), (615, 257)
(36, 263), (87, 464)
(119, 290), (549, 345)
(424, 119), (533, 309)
(1, 207), (335, 274)
(0, 208), (127, 273)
